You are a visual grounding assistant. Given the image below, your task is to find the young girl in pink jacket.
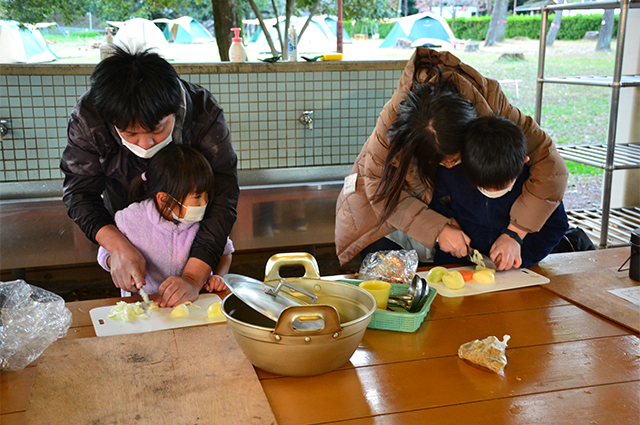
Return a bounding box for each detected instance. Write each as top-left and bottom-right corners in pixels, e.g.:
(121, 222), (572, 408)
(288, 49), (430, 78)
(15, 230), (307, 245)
(97, 143), (234, 298)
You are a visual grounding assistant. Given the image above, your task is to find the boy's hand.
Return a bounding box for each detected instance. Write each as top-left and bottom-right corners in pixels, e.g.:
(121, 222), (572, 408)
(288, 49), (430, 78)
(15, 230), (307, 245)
(490, 234), (522, 270)
(438, 223), (471, 258)
(157, 276), (200, 308)
(204, 275), (228, 292)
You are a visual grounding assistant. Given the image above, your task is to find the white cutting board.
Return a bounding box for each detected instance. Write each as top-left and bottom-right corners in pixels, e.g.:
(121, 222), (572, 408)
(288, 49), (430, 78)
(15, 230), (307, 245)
(90, 293), (225, 337)
(417, 266), (549, 298)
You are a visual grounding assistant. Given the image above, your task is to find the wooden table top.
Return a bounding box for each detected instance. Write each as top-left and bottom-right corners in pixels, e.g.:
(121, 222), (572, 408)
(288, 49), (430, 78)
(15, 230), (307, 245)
(2, 248), (639, 424)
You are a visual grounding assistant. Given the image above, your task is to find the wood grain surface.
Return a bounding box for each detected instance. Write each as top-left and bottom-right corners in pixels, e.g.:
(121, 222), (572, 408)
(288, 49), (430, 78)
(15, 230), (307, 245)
(24, 325), (275, 425)
(543, 268), (640, 333)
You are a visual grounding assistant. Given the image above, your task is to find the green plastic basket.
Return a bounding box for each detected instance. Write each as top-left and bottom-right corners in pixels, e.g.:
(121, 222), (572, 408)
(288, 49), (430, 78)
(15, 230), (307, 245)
(339, 279), (437, 333)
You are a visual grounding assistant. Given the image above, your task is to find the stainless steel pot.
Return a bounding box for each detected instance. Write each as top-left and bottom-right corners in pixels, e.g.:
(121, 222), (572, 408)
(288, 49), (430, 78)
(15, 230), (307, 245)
(222, 253), (376, 376)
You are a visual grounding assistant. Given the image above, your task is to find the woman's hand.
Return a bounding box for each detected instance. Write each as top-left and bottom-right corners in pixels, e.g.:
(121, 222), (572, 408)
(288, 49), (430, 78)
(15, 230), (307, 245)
(489, 234), (522, 271)
(157, 275), (201, 307)
(204, 275), (228, 292)
(437, 223), (471, 258)
(96, 225), (146, 293)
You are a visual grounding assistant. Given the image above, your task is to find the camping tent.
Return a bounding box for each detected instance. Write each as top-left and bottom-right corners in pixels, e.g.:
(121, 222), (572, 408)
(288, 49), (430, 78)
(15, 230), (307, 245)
(248, 15), (350, 55)
(316, 15), (352, 43)
(378, 12), (455, 48)
(154, 16), (213, 43)
(109, 18), (170, 58)
(0, 20), (57, 64)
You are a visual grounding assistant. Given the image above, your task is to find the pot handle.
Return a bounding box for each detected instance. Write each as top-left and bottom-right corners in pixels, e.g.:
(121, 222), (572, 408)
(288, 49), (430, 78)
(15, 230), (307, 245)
(265, 252), (321, 282)
(273, 305), (342, 337)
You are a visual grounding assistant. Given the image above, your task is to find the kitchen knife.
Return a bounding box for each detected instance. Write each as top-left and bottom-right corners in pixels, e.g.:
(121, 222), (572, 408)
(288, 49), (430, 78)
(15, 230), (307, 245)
(468, 248), (497, 270)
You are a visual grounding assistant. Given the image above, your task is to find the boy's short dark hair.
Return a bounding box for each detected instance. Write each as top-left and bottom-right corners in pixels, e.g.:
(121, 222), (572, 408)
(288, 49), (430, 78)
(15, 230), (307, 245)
(462, 115), (527, 190)
(90, 46), (181, 131)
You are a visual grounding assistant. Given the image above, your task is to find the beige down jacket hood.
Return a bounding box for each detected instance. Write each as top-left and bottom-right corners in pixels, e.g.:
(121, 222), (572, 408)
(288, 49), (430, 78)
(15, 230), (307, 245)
(335, 48), (568, 266)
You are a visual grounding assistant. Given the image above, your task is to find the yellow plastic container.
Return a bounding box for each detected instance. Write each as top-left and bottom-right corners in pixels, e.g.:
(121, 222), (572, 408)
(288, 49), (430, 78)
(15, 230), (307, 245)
(320, 53), (343, 61)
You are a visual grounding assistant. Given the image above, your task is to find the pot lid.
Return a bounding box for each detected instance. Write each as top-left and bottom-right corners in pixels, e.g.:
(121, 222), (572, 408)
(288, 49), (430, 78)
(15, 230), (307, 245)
(224, 274), (318, 321)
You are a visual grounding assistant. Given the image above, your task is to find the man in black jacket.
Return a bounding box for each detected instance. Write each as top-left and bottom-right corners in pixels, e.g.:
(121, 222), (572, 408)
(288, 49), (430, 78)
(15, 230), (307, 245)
(60, 47), (238, 307)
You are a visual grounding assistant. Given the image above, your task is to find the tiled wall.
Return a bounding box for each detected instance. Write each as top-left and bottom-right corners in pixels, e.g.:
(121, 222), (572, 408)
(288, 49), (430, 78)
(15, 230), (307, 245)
(0, 61), (406, 192)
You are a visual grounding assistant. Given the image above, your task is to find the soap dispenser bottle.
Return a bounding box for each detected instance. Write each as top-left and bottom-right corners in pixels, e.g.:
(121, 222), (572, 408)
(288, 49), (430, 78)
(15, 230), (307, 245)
(229, 28), (246, 62)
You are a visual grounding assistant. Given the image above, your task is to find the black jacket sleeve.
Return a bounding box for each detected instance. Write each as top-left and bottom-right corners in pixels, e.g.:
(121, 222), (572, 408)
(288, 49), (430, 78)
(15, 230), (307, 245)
(184, 83), (239, 270)
(60, 105), (115, 244)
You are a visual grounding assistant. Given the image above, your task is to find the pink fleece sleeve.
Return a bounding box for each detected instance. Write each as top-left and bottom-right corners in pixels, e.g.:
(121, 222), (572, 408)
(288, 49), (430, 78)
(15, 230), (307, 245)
(223, 237), (235, 255)
(97, 246), (111, 272)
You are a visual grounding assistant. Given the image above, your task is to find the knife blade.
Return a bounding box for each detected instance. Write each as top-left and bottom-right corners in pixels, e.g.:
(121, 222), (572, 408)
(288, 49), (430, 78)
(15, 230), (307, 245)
(468, 248), (497, 270)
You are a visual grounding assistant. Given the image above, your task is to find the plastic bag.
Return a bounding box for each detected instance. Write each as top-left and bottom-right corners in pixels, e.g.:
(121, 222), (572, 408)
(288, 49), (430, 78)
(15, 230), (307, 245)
(458, 334), (510, 375)
(0, 280), (72, 371)
(359, 249), (418, 284)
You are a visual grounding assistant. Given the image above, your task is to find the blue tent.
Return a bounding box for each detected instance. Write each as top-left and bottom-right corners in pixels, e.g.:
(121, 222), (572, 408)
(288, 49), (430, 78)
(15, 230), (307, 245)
(320, 16), (353, 43)
(0, 20), (57, 63)
(379, 13), (455, 48)
(157, 17), (214, 43)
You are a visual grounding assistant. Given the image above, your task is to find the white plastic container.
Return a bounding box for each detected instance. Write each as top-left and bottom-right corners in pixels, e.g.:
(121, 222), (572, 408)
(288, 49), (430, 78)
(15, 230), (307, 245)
(288, 25), (297, 62)
(229, 28), (246, 62)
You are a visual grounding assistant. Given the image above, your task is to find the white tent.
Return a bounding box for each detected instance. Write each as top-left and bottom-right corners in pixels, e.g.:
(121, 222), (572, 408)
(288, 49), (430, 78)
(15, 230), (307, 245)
(248, 15), (348, 55)
(0, 20), (57, 64)
(108, 18), (170, 58)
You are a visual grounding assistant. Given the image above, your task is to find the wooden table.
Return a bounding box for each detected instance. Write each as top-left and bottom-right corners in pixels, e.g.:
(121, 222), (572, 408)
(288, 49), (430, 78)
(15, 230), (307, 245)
(2, 248), (639, 424)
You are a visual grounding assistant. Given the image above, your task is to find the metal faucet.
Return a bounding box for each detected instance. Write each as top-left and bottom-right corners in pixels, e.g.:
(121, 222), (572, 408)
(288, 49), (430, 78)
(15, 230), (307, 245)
(0, 120), (8, 139)
(299, 111), (313, 130)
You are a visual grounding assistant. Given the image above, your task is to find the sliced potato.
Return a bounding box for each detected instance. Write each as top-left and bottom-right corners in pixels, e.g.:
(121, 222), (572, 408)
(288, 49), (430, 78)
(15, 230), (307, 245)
(442, 271), (465, 289)
(170, 303), (190, 318)
(473, 270), (496, 284)
(475, 265), (496, 275)
(426, 266), (449, 283)
(207, 301), (225, 321)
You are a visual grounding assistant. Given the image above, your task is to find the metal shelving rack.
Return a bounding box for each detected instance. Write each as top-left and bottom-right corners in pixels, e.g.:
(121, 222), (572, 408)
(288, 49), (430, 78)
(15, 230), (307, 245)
(534, 0), (640, 248)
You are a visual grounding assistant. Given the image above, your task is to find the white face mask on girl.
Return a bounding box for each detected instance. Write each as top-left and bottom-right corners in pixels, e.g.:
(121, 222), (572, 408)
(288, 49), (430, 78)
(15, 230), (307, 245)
(170, 197), (207, 224)
(478, 180), (516, 199)
(117, 119), (175, 159)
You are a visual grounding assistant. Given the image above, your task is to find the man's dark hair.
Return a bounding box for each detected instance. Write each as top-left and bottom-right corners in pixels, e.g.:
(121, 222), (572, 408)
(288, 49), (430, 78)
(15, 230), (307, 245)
(376, 82), (478, 224)
(91, 46), (181, 131)
(462, 115), (527, 190)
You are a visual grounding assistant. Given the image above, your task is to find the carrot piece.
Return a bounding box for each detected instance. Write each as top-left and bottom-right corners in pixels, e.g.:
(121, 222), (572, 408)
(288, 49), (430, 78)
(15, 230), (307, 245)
(458, 270), (474, 282)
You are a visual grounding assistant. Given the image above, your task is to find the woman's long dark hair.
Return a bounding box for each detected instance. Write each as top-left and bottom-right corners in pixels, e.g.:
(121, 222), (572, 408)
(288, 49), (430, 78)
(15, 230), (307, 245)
(375, 80), (477, 224)
(129, 143), (214, 219)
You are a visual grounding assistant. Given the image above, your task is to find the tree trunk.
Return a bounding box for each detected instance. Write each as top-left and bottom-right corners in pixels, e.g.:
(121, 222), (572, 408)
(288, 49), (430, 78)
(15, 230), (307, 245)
(246, 0), (278, 56)
(546, 0), (564, 46)
(451, 8), (457, 33)
(212, 0), (239, 61)
(487, 0), (494, 16)
(496, 0), (508, 42)
(485, 0), (507, 47)
(596, 9), (615, 51)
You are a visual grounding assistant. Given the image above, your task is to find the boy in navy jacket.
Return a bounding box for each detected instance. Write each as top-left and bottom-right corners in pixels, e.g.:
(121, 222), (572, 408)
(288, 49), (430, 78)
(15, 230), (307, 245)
(429, 116), (569, 269)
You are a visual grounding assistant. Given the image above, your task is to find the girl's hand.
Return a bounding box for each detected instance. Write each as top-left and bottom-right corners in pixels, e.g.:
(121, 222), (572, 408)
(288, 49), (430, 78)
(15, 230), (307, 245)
(204, 275), (228, 292)
(437, 223), (471, 258)
(157, 276), (200, 308)
(489, 234), (522, 271)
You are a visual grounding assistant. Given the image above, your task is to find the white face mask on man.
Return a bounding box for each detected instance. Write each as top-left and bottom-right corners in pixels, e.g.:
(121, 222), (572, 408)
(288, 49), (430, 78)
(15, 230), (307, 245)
(478, 180), (516, 199)
(169, 196), (207, 224)
(116, 118), (175, 159)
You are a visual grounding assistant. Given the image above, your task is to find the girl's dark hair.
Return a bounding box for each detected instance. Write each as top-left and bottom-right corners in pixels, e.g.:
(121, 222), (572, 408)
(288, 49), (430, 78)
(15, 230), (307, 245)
(91, 45), (181, 131)
(375, 82), (477, 223)
(129, 144), (214, 219)
(462, 116), (527, 189)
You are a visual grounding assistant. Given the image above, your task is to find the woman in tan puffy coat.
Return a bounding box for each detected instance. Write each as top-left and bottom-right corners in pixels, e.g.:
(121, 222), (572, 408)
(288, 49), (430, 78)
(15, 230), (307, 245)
(335, 48), (568, 269)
